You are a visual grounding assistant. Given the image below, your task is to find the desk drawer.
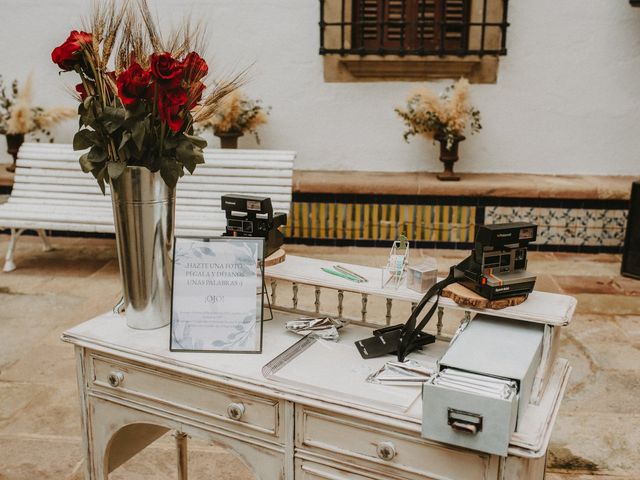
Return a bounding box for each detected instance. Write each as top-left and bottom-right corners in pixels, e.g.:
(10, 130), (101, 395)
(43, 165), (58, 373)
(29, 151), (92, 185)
(296, 459), (398, 480)
(90, 355), (281, 439)
(296, 407), (499, 480)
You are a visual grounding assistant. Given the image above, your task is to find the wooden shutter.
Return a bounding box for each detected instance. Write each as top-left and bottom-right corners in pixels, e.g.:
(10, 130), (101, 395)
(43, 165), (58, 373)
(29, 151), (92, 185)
(440, 0), (468, 49)
(352, 0), (469, 52)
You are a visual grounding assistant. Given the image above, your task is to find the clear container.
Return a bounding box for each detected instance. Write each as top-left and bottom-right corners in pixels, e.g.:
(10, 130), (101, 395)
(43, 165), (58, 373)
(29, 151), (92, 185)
(407, 258), (438, 293)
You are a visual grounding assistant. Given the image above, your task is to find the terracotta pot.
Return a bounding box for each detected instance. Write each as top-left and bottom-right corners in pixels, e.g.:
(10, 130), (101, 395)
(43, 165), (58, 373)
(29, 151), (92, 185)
(435, 134), (465, 181)
(5, 133), (24, 173)
(214, 129), (243, 149)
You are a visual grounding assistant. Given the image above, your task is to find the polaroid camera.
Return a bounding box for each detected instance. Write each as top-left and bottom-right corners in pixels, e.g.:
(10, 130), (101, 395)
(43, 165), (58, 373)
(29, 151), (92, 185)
(221, 194), (287, 257)
(454, 222), (538, 300)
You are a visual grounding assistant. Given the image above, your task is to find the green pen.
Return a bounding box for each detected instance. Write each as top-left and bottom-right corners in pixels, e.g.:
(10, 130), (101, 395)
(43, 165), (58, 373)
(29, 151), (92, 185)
(321, 267), (363, 283)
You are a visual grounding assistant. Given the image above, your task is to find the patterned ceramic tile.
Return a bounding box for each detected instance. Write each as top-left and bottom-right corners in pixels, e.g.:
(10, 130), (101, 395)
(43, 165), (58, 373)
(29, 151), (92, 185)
(480, 206), (626, 247)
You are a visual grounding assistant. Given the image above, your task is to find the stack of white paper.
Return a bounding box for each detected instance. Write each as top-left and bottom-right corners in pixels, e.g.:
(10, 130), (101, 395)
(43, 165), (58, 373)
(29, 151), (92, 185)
(432, 368), (517, 399)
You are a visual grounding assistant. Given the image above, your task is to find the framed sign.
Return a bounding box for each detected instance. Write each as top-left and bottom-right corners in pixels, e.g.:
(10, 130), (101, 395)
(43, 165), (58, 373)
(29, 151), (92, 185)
(170, 236), (264, 353)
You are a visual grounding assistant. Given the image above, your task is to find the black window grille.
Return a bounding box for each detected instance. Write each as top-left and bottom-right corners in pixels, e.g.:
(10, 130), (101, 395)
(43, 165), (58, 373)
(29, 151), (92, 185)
(319, 0), (509, 56)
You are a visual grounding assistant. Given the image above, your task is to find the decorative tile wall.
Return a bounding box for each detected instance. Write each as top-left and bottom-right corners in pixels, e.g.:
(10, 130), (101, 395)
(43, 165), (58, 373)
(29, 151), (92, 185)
(284, 196), (628, 252)
(484, 207), (627, 248)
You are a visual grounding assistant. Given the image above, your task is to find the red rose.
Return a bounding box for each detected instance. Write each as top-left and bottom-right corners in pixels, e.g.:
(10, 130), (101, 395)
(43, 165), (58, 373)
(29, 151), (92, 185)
(51, 30), (92, 71)
(182, 52), (208, 83)
(75, 83), (88, 100)
(150, 52), (183, 86)
(116, 62), (151, 107)
(160, 87), (187, 108)
(188, 81), (205, 109)
(159, 103), (183, 133)
(158, 87), (188, 132)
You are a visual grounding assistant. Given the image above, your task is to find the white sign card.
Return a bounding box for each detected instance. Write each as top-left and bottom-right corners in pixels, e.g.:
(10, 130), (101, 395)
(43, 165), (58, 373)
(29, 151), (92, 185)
(170, 237), (264, 353)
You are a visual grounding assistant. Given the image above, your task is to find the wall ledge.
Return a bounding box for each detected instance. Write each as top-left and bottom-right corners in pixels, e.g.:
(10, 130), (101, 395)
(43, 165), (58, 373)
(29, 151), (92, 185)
(293, 170), (635, 201)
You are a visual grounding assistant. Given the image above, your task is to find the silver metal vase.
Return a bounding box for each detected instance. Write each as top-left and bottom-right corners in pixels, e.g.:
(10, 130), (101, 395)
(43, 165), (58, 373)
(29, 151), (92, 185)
(109, 166), (175, 329)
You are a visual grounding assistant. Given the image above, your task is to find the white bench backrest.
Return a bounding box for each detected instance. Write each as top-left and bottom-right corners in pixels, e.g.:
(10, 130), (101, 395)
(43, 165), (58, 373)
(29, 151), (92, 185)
(10, 143), (294, 234)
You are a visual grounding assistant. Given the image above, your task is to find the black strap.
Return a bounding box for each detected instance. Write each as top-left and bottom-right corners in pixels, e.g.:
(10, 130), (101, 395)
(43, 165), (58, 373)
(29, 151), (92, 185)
(397, 252), (478, 361)
(396, 270), (457, 361)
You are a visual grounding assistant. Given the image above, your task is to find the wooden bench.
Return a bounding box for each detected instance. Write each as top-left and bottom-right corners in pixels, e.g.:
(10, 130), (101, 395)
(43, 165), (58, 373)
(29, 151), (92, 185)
(0, 142), (295, 272)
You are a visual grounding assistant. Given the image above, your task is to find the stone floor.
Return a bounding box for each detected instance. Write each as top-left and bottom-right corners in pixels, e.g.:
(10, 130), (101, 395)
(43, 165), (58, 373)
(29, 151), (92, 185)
(0, 235), (638, 479)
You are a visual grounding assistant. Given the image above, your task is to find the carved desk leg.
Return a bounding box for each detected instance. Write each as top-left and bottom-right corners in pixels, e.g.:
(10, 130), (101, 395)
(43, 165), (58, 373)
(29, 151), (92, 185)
(74, 347), (92, 480)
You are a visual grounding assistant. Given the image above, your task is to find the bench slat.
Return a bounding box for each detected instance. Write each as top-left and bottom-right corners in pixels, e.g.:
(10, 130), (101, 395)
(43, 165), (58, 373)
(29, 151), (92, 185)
(16, 158), (295, 172)
(15, 173), (292, 188)
(0, 208), (228, 228)
(6, 193), (290, 212)
(18, 166), (293, 180)
(4, 199), (233, 215)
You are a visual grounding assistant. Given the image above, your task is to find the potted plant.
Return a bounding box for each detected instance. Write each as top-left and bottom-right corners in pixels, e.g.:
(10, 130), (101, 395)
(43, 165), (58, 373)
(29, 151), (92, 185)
(0, 74), (76, 172)
(196, 90), (268, 148)
(51, 0), (240, 329)
(396, 78), (481, 181)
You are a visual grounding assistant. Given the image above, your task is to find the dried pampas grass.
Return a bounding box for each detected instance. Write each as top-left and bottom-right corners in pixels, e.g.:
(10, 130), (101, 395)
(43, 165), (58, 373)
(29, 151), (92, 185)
(34, 106), (77, 130)
(196, 89), (269, 143)
(395, 77), (481, 149)
(6, 74), (35, 135)
(446, 78), (470, 134)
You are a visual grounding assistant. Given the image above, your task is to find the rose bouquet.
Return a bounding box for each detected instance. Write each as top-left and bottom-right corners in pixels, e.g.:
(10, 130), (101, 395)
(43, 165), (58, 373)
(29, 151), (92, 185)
(196, 90), (269, 144)
(395, 78), (481, 151)
(51, 1), (240, 192)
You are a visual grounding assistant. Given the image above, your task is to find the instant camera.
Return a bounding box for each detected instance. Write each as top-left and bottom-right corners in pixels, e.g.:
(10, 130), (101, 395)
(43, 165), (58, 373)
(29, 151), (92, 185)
(454, 222), (538, 300)
(221, 194), (287, 257)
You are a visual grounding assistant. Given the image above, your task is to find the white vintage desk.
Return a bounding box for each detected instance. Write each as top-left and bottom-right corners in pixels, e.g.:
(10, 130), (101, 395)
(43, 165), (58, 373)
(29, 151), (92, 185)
(63, 308), (571, 480)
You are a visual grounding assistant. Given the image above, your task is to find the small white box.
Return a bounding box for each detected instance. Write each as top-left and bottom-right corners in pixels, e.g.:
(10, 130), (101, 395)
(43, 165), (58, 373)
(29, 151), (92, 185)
(407, 259), (438, 293)
(422, 315), (544, 456)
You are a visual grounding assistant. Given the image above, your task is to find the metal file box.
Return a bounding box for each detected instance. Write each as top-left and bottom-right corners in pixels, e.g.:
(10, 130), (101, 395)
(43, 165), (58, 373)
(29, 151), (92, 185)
(422, 314), (544, 456)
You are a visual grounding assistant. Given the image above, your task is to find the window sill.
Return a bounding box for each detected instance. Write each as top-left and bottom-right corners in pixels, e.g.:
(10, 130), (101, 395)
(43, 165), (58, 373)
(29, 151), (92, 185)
(323, 55), (499, 83)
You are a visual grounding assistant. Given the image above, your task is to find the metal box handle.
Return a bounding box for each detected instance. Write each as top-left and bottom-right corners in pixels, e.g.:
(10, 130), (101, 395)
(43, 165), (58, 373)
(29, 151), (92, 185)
(447, 408), (483, 435)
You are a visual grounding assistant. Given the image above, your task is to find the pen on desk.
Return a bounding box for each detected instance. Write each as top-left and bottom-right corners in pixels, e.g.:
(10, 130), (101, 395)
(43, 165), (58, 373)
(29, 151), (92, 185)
(334, 264), (368, 283)
(321, 267), (363, 283)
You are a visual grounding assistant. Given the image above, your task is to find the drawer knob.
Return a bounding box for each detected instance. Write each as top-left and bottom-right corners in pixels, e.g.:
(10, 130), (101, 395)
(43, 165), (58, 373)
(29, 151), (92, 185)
(107, 371), (125, 387)
(227, 402), (245, 421)
(376, 441), (397, 461)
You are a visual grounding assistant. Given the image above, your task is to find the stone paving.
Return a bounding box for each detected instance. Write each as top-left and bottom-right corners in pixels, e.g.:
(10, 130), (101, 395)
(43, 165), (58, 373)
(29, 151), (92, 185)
(0, 235), (638, 479)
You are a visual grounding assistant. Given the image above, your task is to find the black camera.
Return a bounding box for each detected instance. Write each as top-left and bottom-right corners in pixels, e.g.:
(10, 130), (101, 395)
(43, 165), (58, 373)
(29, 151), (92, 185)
(221, 195), (287, 257)
(454, 222), (537, 300)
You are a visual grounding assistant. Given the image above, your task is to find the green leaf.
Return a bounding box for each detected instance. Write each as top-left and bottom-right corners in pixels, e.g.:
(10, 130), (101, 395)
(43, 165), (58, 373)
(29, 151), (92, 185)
(160, 159), (183, 188)
(92, 165), (107, 195)
(87, 145), (107, 164)
(183, 133), (207, 149)
(107, 161), (126, 179)
(124, 101), (146, 120)
(78, 97), (96, 128)
(79, 153), (92, 173)
(175, 140), (203, 174)
(118, 131), (131, 151)
(96, 178), (106, 195)
(163, 136), (178, 150)
(131, 120), (146, 152)
(181, 154), (196, 174)
(100, 106), (126, 134)
(73, 129), (100, 150)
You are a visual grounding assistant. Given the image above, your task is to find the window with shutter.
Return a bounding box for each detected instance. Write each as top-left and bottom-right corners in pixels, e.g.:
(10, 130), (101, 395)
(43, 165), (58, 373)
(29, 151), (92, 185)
(352, 0), (470, 53)
(319, 0), (508, 83)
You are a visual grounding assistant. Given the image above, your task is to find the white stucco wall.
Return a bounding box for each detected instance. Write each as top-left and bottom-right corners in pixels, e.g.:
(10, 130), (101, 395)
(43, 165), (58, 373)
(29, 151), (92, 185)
(2, 0), (640, 175)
